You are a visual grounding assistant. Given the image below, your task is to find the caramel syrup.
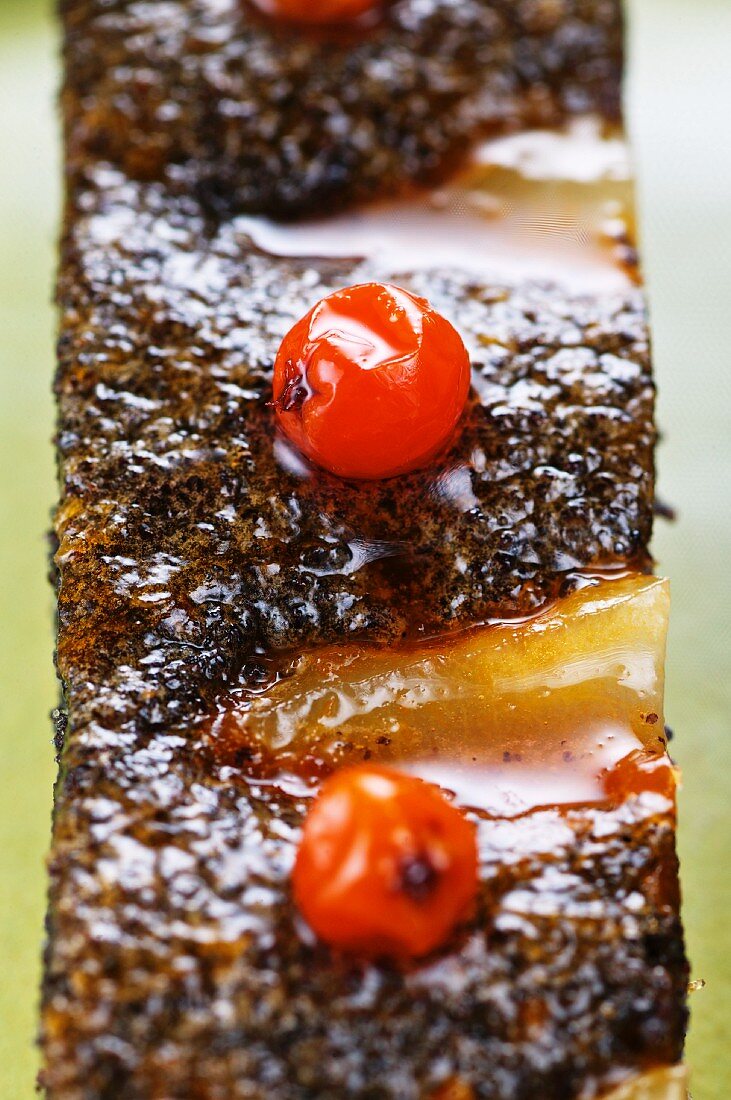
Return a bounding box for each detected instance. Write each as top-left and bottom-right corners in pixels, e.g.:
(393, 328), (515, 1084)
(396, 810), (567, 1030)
(207, 576), (675, 817)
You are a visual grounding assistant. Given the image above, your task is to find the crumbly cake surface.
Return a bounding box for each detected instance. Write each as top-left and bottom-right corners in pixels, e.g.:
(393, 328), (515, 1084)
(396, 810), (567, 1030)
(61, 0), (623, 215)
(43, 1), (686, 1097)
(45, 741), (684, 1100)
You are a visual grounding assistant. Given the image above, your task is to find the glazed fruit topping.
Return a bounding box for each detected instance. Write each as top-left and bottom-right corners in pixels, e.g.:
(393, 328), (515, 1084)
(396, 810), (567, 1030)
(292, 764), (478, 957)
(272, 282), (471, 479)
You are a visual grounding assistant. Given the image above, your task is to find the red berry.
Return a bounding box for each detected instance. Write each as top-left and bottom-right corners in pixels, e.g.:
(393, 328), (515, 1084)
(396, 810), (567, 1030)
(293, 765), (478, 958)
(250, 0), (378, 25)
(272, 283), (471, 480)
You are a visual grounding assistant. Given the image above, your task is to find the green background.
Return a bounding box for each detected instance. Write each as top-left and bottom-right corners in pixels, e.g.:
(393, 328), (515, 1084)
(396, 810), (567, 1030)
(0, 0), (728, 1095)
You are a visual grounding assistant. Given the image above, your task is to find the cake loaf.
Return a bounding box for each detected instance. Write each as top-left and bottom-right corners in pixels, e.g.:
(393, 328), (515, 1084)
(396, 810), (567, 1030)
(43, 2), (687, 1097)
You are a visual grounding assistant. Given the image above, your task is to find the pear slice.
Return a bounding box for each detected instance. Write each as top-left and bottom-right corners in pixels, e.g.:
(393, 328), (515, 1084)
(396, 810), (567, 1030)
(212, 576), (673, 816)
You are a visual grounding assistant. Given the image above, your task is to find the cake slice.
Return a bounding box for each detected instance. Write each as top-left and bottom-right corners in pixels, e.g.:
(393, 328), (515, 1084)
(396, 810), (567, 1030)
(43, 1), (687, 1096)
